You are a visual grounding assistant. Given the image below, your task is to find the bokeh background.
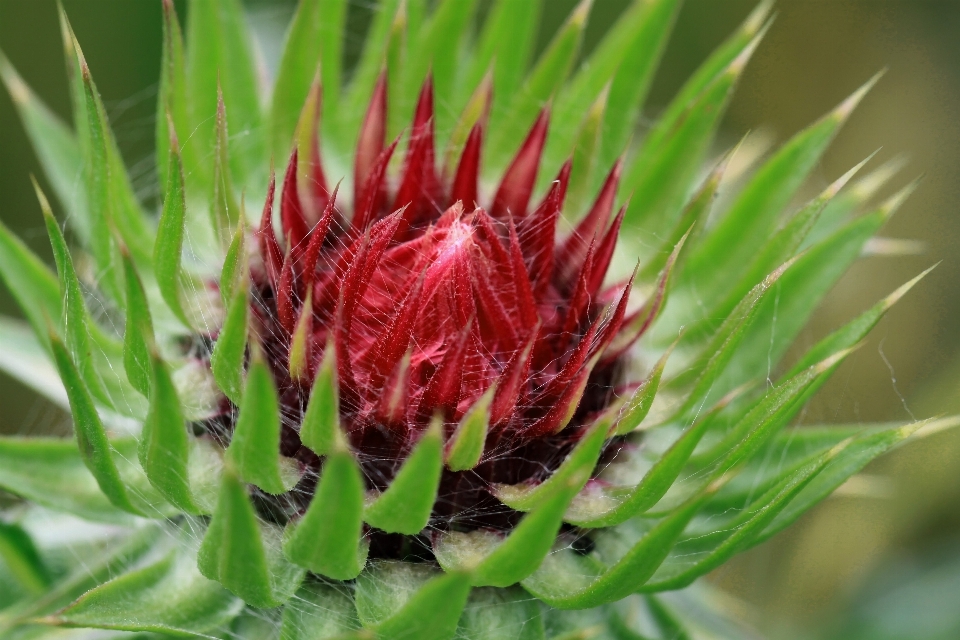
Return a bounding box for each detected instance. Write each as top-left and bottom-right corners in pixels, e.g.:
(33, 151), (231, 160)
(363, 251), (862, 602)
(1, 1), (959, 638)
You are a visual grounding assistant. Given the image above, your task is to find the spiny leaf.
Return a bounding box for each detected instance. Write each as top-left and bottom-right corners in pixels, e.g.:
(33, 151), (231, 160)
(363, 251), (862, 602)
(463, 0), (540, 136)
(0, 521), (50, 597)
(211, 88), (240, 248)
(621, 28), (762, 237)
(639, 143), (736, 281)
(340, 0), (401, 150)
(121, 250), (155, 397)
(75, 49), (120, 301)
(472, 467), (590, 587)
(283, 433), (368, 580)
(211, 278), (249, 405)
(288, 291), (314, 383)
(705, 423), (864, 512)
(756, 417), (960, 543)
(0, 211), (60, 353)
(363, 416), (443, 535)
(157, 0), (190, 194)
(40, 182), (113, 408)
(597, 0), (682, 176)
(804, 155), (908, 248)
(185, 0), (263, 185)
(271, 0), (323, 156)
(0, 436), (136, 523)
(72, 29), (152, 276)
(0, 53), (88, 246)
(697, 155), (874, 337)
(445, 385), (494, 472)
(547, 0), (681, 179)
(226, 352), (300, 495)
(564, 87), (608, 217)
(1, 524), (161, 626)
(219, 217), (246, 307)
(384, 4), (407, 140)
(565, 383), (745, 528)
(300, 343), (339, 457)
(53, 544), (243, 635)
(612, 343), (676, 436)
(140, 351), (204, 515)
(522, 479), (724, 610)
(443, 70), (491, 177)
(399, 0), (477, 147)
(693, 349), (856, 475)
(684, 74), (882, 296)
(713, 183), (915, 398)
(656, 0), (773, 147)
(669, 258), (797, 419)
(199, 465), (305, 608)
(317, 0), (347, 138)
(155, 119), (191, 327)
(641, 442), (846, 591)
(495, 411), (612, 513)
(49, 332), (145, 517)
(487, 0), (590, 171)
(786, 265), (935, 379)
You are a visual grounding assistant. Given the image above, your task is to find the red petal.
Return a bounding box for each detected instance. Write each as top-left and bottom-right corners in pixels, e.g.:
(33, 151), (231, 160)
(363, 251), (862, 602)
(471, 259), (519, 349)
(521, 160), (570, 298)
(557, 158), (621, 285)
(417, 323), (471, 420)
(588, 203), (625, 296)
(394, 76), (441, 231)
(258, 173), (282, 288)
(450, 122), (483, 208)
(541, 318), (599, 402)
(604, 240), (683, 362)
(508, 217), (539, 330)
(475, 209), (511, 275)
(592, 267), (636, 357)
(490, 329), (538, 426)
(451, 251), (476, 328)
(277, 249), (297, 336)
(336, 212), (403, 360)
(491, 109), (549, 219)
(364, 270), (425, 389)
(335, 233), (372, 407)
(354, 70), (387, 209)
(352, 137), (399, 232)
(561, 239), (595, 338)
(299, 181), (340, 288)
(525, 366), (593, 438)
(281, 147), (309, 250)
(376, 351), (412, 427)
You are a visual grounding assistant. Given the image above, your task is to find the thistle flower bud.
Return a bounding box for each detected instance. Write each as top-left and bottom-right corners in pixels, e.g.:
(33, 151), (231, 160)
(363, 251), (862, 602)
(0, 1), (947, 638)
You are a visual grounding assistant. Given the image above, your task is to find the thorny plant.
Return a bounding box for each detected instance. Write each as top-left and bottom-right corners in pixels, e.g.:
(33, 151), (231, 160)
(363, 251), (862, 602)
(0, 0), (954, 639)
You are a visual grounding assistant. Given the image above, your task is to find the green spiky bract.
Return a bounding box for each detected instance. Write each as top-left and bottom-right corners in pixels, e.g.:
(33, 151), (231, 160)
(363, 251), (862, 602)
(0, 1), (950, 639)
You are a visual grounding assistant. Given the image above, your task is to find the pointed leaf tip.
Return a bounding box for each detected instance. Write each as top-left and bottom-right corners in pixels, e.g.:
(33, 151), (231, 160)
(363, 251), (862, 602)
(300, 341), (340, 457)
(284, 441), (367, 580)
(445, 385), (494, 471)
(834, 70), (885, 121)
(227, 351), (300, 495)
(884, 263), (938, 310)
(363, 415), (443, 535)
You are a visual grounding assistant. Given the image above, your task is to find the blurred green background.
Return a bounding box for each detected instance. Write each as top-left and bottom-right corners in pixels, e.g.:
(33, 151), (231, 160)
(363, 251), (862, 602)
(1, 0), (959, 637)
